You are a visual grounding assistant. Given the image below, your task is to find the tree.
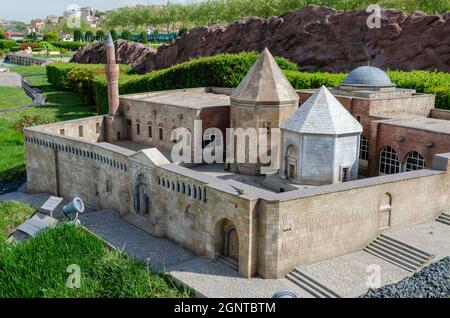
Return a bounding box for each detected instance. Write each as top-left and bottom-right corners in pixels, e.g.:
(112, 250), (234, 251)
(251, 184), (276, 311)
(178, 27), (188, 37)
(110, 29), (119, 40)
(96, 30), (106, 41)
(139, 31), (148, 44)
(73, 29), (83, 42)
(121, 30), (132, 41)
(43, 31), (59, 42)
(85, 31), (94, 42)
(0, 28), (6, 40)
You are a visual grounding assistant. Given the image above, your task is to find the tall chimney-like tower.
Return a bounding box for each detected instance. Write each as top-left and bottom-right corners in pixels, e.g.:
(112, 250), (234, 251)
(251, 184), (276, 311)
(105, 33), (119, 115)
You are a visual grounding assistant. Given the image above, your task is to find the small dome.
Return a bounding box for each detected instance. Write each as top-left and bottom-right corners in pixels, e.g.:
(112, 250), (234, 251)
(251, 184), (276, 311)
(341, 66), (395, 87)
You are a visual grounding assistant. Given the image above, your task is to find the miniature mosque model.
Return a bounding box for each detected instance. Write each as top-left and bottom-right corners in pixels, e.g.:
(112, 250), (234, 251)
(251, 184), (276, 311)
(24, 34), (450, 278)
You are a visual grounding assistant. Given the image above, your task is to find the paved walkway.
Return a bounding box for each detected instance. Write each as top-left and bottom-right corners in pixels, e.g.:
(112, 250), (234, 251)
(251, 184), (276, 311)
(0, 72), (46, 114)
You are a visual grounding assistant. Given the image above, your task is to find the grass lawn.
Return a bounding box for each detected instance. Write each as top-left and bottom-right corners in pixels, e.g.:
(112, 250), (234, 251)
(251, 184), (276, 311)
(0, 86), (31, 110)
(0, 65), (95, 184)
(0, 201), (192, 298)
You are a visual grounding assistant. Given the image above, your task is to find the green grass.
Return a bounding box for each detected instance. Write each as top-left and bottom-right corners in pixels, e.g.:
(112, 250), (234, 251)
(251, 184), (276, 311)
(0, 201), (192, 298)
(0, 65), (95, 183)
(0, 201), (35, 244)
(0, 86), (31, 109)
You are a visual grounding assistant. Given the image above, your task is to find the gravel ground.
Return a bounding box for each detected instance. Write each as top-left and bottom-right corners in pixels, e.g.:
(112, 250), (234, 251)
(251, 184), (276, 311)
(0, 176), (26, 195)
(362, 257), (450, 298)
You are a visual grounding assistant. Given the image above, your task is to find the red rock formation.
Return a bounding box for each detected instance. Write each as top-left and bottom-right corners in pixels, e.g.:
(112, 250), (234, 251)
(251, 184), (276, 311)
(72, 5), (450, 74)
(71, 39), (156, 74)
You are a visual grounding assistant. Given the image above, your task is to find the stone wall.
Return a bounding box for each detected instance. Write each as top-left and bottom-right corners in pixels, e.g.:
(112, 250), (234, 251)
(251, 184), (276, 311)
(24, 121), (131, 215)
(258, 166), (449, 278)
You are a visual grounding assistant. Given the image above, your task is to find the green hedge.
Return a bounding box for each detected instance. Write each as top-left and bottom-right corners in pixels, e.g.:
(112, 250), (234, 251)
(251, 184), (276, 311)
(0, 40), (16, 50)
(47, 62), (132, 90)
(387, 70), (450, 109)
(50, 41), (90, 51)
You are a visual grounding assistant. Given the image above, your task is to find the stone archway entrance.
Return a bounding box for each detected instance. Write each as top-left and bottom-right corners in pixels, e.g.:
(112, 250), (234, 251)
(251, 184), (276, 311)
(379, 193), (392, 231)
(134, 174), (150, 218)
(226, 227), (239, 260)
(285, 145), (297, 179)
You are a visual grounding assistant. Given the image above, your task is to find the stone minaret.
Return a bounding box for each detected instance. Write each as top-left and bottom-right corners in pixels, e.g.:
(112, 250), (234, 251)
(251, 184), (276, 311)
(105, 32), (119, 115)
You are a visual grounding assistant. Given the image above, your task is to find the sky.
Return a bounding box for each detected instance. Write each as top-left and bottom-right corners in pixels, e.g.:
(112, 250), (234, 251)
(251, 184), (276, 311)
(0, 0), (195, 22)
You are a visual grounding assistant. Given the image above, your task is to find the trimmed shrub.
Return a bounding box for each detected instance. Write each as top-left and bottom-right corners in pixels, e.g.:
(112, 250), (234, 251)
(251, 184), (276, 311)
(50, 41), (89, 51)
(0, 40), (17, 50)
(46, 62), (132, 99)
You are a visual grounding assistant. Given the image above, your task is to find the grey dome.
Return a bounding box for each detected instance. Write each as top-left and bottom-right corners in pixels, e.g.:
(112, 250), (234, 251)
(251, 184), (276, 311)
(341, 66), (395, 87)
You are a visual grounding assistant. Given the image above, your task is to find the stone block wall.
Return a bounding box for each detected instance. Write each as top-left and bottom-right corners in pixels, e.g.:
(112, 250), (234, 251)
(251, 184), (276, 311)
(258, 168), (449, 278)
(24, 125), (131, 215)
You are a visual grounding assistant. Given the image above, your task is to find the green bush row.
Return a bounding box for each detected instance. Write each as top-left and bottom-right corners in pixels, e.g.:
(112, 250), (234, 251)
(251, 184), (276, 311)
(46, 62), (132, 105)
(50, 41), (90, 51)
(0, 40), (16, 50)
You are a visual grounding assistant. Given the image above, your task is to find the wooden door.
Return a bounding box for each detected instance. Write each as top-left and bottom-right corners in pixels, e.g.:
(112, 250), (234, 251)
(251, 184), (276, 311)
(126, 120), (132, 139)
(289, 164), (295, 179)
(227, 229), (239, 260)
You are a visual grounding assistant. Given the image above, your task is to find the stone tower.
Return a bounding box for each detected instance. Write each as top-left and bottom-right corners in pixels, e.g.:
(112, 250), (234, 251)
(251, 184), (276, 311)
(229, 48), (299, 175)
(105, 32), (119, 116)
(280, 86), (363, 185)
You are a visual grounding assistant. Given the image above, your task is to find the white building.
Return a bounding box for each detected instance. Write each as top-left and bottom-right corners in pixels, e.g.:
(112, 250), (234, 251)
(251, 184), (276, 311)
(280, 86), (363, 185)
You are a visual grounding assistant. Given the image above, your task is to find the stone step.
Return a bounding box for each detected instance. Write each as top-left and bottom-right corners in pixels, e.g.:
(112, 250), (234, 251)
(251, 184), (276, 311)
(286, 269), (340, 298)
(363, 234), (433, 272)
(375, 237), (431, 262)
(370, 241), (424, 267)
(217, 255), (238, 271)
(437, 213), (450, 226)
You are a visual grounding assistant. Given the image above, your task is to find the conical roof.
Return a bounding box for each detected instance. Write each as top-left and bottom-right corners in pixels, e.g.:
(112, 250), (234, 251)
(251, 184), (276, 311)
(281, 86), (362, 135)
(231, 48), (299, 106)
(106, 32), (114, 48)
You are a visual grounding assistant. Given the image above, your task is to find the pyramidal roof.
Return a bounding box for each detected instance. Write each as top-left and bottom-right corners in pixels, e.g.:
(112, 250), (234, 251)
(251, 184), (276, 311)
(281, 86), (363, 135)
(106, 32), (114, 48)
(231, 48), (299, 105)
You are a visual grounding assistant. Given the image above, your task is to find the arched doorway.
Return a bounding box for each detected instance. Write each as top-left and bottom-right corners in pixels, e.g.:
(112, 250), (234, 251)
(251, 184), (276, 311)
(226, 226), (239, 260)
(285, 144), (297, 179)
(213, 219), (240, 266)
(379, 193), (392, 231)
(134, 174), (150, 218)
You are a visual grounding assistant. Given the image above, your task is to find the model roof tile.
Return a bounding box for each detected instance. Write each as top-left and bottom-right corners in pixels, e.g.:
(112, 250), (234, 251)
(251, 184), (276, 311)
(281, 86), (363, 135)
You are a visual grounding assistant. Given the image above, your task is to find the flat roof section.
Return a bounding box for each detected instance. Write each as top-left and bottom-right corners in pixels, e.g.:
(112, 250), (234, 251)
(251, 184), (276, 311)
(121, 89), (231, 109)
(378, 117), (450, 135)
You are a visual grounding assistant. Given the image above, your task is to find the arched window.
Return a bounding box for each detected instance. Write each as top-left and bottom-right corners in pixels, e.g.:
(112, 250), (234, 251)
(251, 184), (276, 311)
(182, 183), (185, 194)
(162, 179), (165, 187)
(136, 119), (141, 136)
(359, 136), (369, 160)
(187, 185), (191, 196)
(158, 124), (164, 141)
(405, 151), (426, 171)
(148, 121), (153, 138)
(379, 146), (400, 175)
(177, 181), (180, 192)
(193, 186), (197, 198)
(198, 187), (202, 200)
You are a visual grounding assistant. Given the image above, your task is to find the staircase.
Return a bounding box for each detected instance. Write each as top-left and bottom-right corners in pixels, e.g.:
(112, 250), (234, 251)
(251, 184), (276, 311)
(436, 213), (450, 226)
(286, 268), (340, 298)
(363, 234), (434, 272)
(217, 255), (238, 271)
